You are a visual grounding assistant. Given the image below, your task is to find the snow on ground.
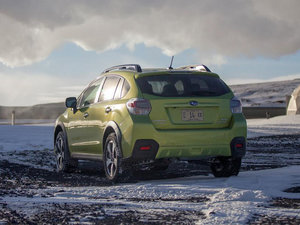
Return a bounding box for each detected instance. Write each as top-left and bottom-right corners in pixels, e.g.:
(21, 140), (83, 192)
(1, 166), (300, 224)
(0, 125), (55, 170)
(75, 166), (299, 224)
(247, 115), (300, 138)
(1, 115), (300, 224)
(0, 125), (53, 152)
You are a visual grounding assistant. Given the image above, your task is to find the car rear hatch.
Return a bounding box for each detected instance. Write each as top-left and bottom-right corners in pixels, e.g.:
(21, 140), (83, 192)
(135, 72), (233, 130)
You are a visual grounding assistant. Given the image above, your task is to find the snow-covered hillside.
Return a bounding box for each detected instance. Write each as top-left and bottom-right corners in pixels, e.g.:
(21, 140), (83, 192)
(230, 79), (300, 107)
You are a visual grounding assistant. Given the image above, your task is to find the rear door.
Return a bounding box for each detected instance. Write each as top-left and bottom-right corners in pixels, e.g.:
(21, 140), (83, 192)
(136, 73), (233, 130)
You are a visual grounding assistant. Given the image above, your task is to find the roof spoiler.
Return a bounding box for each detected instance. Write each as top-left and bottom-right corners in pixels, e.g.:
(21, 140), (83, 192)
(177, 64), (211, 72)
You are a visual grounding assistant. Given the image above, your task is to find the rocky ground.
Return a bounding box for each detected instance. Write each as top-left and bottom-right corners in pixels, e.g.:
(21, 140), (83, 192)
(0, 135), (300, 224)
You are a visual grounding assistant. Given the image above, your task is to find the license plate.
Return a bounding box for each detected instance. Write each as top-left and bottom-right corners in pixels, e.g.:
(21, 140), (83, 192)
(181, 109), (203, 121)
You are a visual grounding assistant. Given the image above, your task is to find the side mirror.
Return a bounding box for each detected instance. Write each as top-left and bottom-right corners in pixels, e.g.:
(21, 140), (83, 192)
(65, 97), (77, 109)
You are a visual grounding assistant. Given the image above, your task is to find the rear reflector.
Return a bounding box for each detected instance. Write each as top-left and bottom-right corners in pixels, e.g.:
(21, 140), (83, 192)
(140, 146), (151, 151)
(235, 143), (243, 148)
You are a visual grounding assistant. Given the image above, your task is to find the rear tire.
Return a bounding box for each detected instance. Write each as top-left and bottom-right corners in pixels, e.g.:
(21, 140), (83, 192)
(103, 133), (123, 182)
(54, 131), (77, 172)
(210, 157), (241, 177)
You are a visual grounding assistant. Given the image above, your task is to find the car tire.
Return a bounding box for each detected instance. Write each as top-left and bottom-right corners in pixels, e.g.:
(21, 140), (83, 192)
(103, 133), (123, 182)
(210, 157), (241, 177)
(54, 131), (77, 172)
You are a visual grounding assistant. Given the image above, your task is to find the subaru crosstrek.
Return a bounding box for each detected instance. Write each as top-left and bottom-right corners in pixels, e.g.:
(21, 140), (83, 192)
(54, 64), (247, 182)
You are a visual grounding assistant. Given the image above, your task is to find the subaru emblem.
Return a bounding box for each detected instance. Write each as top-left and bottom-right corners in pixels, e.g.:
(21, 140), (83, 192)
(190, 101), (198, 106)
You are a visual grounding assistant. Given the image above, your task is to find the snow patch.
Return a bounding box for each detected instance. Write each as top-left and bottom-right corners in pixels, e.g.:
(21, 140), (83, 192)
(0, 125), (53, 152)
(2, 166), (299, 224)
(247, 115), (300, 138)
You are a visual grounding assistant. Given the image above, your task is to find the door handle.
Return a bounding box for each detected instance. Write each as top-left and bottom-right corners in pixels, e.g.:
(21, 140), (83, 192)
(83, 112), (89, 118)
(105, 107), (112, 113)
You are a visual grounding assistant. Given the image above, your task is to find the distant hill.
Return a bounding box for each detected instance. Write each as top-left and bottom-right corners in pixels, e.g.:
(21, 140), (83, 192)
(0, 102), (65, 119)
(230, 79), (300, 107)
(1, 79), (299, 119)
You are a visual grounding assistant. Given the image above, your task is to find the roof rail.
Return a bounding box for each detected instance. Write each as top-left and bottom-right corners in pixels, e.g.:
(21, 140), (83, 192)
(102, 64), (142, 73)
(177, 64), (212, 72)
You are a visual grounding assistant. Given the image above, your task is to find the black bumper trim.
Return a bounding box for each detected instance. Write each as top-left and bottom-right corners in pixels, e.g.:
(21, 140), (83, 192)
(130, 139), (159, 160)
(230, 137), (246, 158)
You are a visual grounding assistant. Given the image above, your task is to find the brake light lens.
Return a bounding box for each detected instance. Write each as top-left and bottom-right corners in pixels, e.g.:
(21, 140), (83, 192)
(126, 98), (151, 115)
(230, 97), (242, 114)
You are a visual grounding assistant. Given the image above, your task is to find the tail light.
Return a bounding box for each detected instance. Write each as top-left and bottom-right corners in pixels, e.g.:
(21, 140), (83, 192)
(230, 97), (242, 114)
(126, 98), (151, 115)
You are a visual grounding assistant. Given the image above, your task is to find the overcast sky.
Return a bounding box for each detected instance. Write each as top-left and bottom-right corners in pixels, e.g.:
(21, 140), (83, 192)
(1, 0), (300, 106)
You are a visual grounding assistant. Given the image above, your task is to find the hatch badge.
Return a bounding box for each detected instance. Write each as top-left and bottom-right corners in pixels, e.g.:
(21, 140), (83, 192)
(189, 101), (198, 106)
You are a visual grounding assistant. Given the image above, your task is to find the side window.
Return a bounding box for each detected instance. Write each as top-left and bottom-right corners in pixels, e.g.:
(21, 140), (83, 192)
(99, 76), (120, 102)
(114, 78), (124, 100)
(79, 78), (103, 108)
(121, 79), (130, 98)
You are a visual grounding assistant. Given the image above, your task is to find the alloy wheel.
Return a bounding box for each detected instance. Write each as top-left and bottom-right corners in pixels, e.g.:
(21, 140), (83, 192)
(55, 135), (65, 171)
(105, 139), (118, 178)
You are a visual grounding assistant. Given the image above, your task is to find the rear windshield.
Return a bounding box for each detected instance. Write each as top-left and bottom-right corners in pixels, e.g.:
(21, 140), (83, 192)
(136, 74), (230, 97)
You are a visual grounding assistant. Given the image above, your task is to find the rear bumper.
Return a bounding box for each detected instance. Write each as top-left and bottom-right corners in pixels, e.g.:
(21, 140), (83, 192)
(122, 114), (247, 160)
(129, 137), (246, 161)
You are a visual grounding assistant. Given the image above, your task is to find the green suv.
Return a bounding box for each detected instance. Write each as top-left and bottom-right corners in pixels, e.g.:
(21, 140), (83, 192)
(54, 64), (247, 181)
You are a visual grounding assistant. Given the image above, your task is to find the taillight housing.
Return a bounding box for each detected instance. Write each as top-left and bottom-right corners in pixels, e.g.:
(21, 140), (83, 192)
(126, 98), (151, 115)
(230, 97), (242, 114)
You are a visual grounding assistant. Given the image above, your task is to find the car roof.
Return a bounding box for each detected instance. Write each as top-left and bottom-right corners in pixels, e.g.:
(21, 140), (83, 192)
(100, 64), (220, 78)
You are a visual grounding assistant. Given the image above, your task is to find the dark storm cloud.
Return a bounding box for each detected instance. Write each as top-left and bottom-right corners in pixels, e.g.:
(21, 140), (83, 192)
(0, 0), (299, 67)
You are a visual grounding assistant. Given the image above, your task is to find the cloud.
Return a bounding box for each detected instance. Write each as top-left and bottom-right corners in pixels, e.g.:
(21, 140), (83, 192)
(0, 0), (300, 67)
(0, 72), (85, 106)
(201, 54), (227, 67)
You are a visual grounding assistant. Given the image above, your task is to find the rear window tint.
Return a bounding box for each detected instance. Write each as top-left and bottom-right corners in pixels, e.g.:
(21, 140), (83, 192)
(136, 74), (230, 97)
